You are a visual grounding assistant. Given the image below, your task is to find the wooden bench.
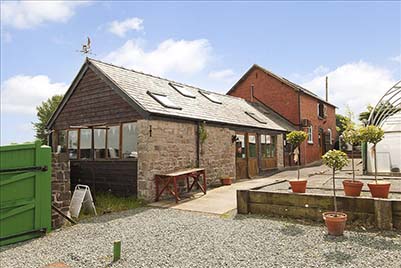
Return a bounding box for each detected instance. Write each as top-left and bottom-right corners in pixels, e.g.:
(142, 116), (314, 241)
(155, 168), (206, 203)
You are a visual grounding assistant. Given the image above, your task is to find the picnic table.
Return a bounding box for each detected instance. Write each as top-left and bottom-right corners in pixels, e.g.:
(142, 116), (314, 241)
(155, 168), (206, 203)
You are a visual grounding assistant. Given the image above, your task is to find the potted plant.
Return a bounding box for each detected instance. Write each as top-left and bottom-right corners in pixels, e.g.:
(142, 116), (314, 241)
(359, 125), (390, 198)
(342, 126), (363, 196)
(322, 150), (349, 236)
(220, 176), (233, 186)
(286, 130), (308, 193)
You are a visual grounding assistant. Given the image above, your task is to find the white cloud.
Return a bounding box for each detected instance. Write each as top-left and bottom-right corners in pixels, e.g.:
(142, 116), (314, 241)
(390, 55), (401, 63)
(108, 17), (144, 37)
(1, 75), (67, 115)
(302, 61), (396, 116)
(208, 69), (236, 82)
(104, 39), (212, 76)
(1, 1), (87, 29)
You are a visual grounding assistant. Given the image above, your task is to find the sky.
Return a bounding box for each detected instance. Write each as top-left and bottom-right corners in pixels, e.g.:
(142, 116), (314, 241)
(1, 1), (400, 145)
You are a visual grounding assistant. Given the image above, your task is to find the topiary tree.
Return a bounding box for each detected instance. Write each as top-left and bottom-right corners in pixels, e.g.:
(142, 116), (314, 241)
(286, 130), (308, 180)
(322, 150), (349, 214)
(359, 125), (384, 183)
(342, 127), (361, 182)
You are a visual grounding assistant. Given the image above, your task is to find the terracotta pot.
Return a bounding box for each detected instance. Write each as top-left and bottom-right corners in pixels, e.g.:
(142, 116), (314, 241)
(368, 181), (391, 198)
(323, 212), (347, 236)
(342, 180), (363, 197)
(220, 177), (233, 186)
(289, 180), (307, 193)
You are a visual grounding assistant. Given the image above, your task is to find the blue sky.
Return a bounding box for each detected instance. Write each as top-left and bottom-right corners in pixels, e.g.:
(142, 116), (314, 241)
(1, 1), (400, 145)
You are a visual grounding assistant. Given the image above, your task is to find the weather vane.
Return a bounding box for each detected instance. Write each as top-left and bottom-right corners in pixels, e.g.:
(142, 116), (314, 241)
(77, 37), (95, 55)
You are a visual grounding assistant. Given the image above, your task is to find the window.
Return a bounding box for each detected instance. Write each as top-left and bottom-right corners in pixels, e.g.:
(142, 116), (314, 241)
(80, 129), (92, 159)
(148, 91), (181, 109)
(94, 129), (106, 159)
(122, 122), (138, 159)
(169, 82), (196, 98)
(328, 128), (333, 145)
(245, 111), (266, 124)
(107, 126), (120, 159)
(317, 103), (327, 118)
(261, 134), (276, 158)
(199, 91), (222, 104)
(68, 130), (78, 159)
(236, 134), (246, 159)
(307, 126), (313, 144)
(248, 134), (257, 158)
(57, 130), (67, 153)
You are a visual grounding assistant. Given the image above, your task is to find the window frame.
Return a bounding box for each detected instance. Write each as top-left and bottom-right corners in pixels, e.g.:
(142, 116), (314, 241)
(307, 126), (313, 144)
(169, 82), (196, 98)
(328, 128), (333, 145)
(199, 90), (222, 104)
(147, 91), (182, 110)
(245, 111), (267, 124)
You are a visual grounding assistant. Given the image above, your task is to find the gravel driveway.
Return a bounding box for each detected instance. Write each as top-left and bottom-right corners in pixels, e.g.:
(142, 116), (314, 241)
(1, 208), (400, 268)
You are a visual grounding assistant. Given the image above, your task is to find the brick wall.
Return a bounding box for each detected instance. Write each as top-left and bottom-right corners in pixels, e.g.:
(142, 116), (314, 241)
(137, 119), (235, 201)
(51, 153), (71, 229)
(229, 67), (300, 125)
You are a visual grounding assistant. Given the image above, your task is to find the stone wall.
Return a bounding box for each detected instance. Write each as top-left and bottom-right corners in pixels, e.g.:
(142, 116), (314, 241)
(137, 119), (235, 201)
(276, 134), (284, 169)
(51, 153), (71, 229)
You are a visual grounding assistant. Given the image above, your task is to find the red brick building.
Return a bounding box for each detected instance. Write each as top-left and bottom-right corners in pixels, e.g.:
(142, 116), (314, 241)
(227, 64), (337, 165)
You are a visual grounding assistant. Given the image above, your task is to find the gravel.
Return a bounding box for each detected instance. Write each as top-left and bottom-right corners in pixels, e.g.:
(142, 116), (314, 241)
(1, 208), (400, 268)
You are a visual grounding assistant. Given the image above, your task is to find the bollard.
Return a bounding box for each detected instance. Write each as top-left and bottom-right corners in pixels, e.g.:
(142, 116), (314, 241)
(113, 240), (121, 262)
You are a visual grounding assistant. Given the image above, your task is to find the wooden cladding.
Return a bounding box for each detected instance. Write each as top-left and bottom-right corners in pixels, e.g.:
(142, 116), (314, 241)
(70, 160), (138, 197)
(53, 68), (142, 130)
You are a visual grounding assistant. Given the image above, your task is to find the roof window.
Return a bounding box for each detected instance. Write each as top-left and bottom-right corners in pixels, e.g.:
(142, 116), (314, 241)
(169, 82), (196, 98)
(199, 91), (222, 104)
(147, 91), (182, 110)
(245, 111), (266, 124)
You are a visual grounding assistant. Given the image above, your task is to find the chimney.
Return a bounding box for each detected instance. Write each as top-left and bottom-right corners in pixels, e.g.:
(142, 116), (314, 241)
(325, 76), (328, 102)
(251, 84), (254, 102)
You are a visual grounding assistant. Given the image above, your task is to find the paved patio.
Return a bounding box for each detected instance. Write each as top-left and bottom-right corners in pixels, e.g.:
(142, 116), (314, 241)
(150, 164), (330, 215)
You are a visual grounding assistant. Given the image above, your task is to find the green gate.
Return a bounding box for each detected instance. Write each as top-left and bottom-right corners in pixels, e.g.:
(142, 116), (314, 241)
(0, 141), (51, 246)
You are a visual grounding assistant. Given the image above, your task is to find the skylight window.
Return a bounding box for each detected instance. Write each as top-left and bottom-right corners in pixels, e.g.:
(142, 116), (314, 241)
(245, 111), (266, 124)
(147, 91), (182, 110)
(199, 91), (222, 104)
(169, 82), (196, 98)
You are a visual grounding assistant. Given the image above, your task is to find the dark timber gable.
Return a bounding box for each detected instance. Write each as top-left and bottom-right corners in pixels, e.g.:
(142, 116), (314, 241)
(53, 68), (142, 130)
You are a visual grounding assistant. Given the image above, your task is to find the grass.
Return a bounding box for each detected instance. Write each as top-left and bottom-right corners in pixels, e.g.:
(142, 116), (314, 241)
(78, 192), (144, 220)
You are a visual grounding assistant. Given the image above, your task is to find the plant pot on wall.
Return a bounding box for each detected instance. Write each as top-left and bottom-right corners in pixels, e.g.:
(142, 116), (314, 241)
(220, 177), (233, 186)
(342, 180), (363, 197)
(289, 180), (307, 193)
(323, 212), (347, 236)
(367, 181), (391, 198)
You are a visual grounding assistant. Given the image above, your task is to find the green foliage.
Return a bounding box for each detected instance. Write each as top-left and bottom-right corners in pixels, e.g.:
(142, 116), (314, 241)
(322, 150), (349, 171)
(336, 114), (350, 135)
(359, 125), (384, 145)
(32, 95), (63, 145)
(199, 122), (208, 144)
(342, 127), (361, 145)
(286, 130), (308, 147)
(359, 102), (401, 123)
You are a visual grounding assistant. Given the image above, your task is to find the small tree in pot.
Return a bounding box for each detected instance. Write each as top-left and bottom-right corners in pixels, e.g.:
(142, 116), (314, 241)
(286, 130), (308, 193)
(322, 150), (349, 236)
(342, 126), (363, 196)
(359, 125), (389, 198)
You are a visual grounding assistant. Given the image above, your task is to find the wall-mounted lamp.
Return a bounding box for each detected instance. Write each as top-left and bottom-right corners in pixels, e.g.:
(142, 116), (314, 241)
(231, 135), (239, 143)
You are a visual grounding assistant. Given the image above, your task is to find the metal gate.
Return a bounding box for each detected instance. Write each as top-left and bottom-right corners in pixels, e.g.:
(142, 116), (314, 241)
(0, 141), (51, 246)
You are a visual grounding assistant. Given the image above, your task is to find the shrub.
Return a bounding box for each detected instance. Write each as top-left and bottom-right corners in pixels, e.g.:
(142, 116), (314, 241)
(286, 131), (308, 148)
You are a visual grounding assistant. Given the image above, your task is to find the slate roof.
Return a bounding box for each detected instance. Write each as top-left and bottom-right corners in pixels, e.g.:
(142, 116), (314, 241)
(249, 101), (296, 132)
(48, 58), (288, 132)
(228, 64), (337, 108)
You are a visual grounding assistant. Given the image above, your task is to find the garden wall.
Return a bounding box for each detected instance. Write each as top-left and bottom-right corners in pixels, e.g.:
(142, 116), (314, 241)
(237, 188), (401, 230)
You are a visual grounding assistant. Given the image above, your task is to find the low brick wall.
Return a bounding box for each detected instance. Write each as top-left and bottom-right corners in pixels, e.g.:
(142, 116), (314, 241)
(51, 153), (71, 229)
(237, 187), (401, 230)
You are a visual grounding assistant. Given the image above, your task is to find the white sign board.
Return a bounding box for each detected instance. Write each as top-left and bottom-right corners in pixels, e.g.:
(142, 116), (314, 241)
(69, 184), (97, 218)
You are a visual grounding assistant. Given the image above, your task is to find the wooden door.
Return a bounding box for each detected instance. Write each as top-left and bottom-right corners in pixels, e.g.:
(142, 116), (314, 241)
(247, 133), (258, 177)
(319, 128), (325, 156)
(235, 133), (247, 179)
(260, 134), (277, 169)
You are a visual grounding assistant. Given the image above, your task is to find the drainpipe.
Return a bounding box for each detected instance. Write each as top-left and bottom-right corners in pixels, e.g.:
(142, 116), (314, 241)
(298, 90), (302, 166)
(250, 84), (254, 102)
(196, 122), (200, 168)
